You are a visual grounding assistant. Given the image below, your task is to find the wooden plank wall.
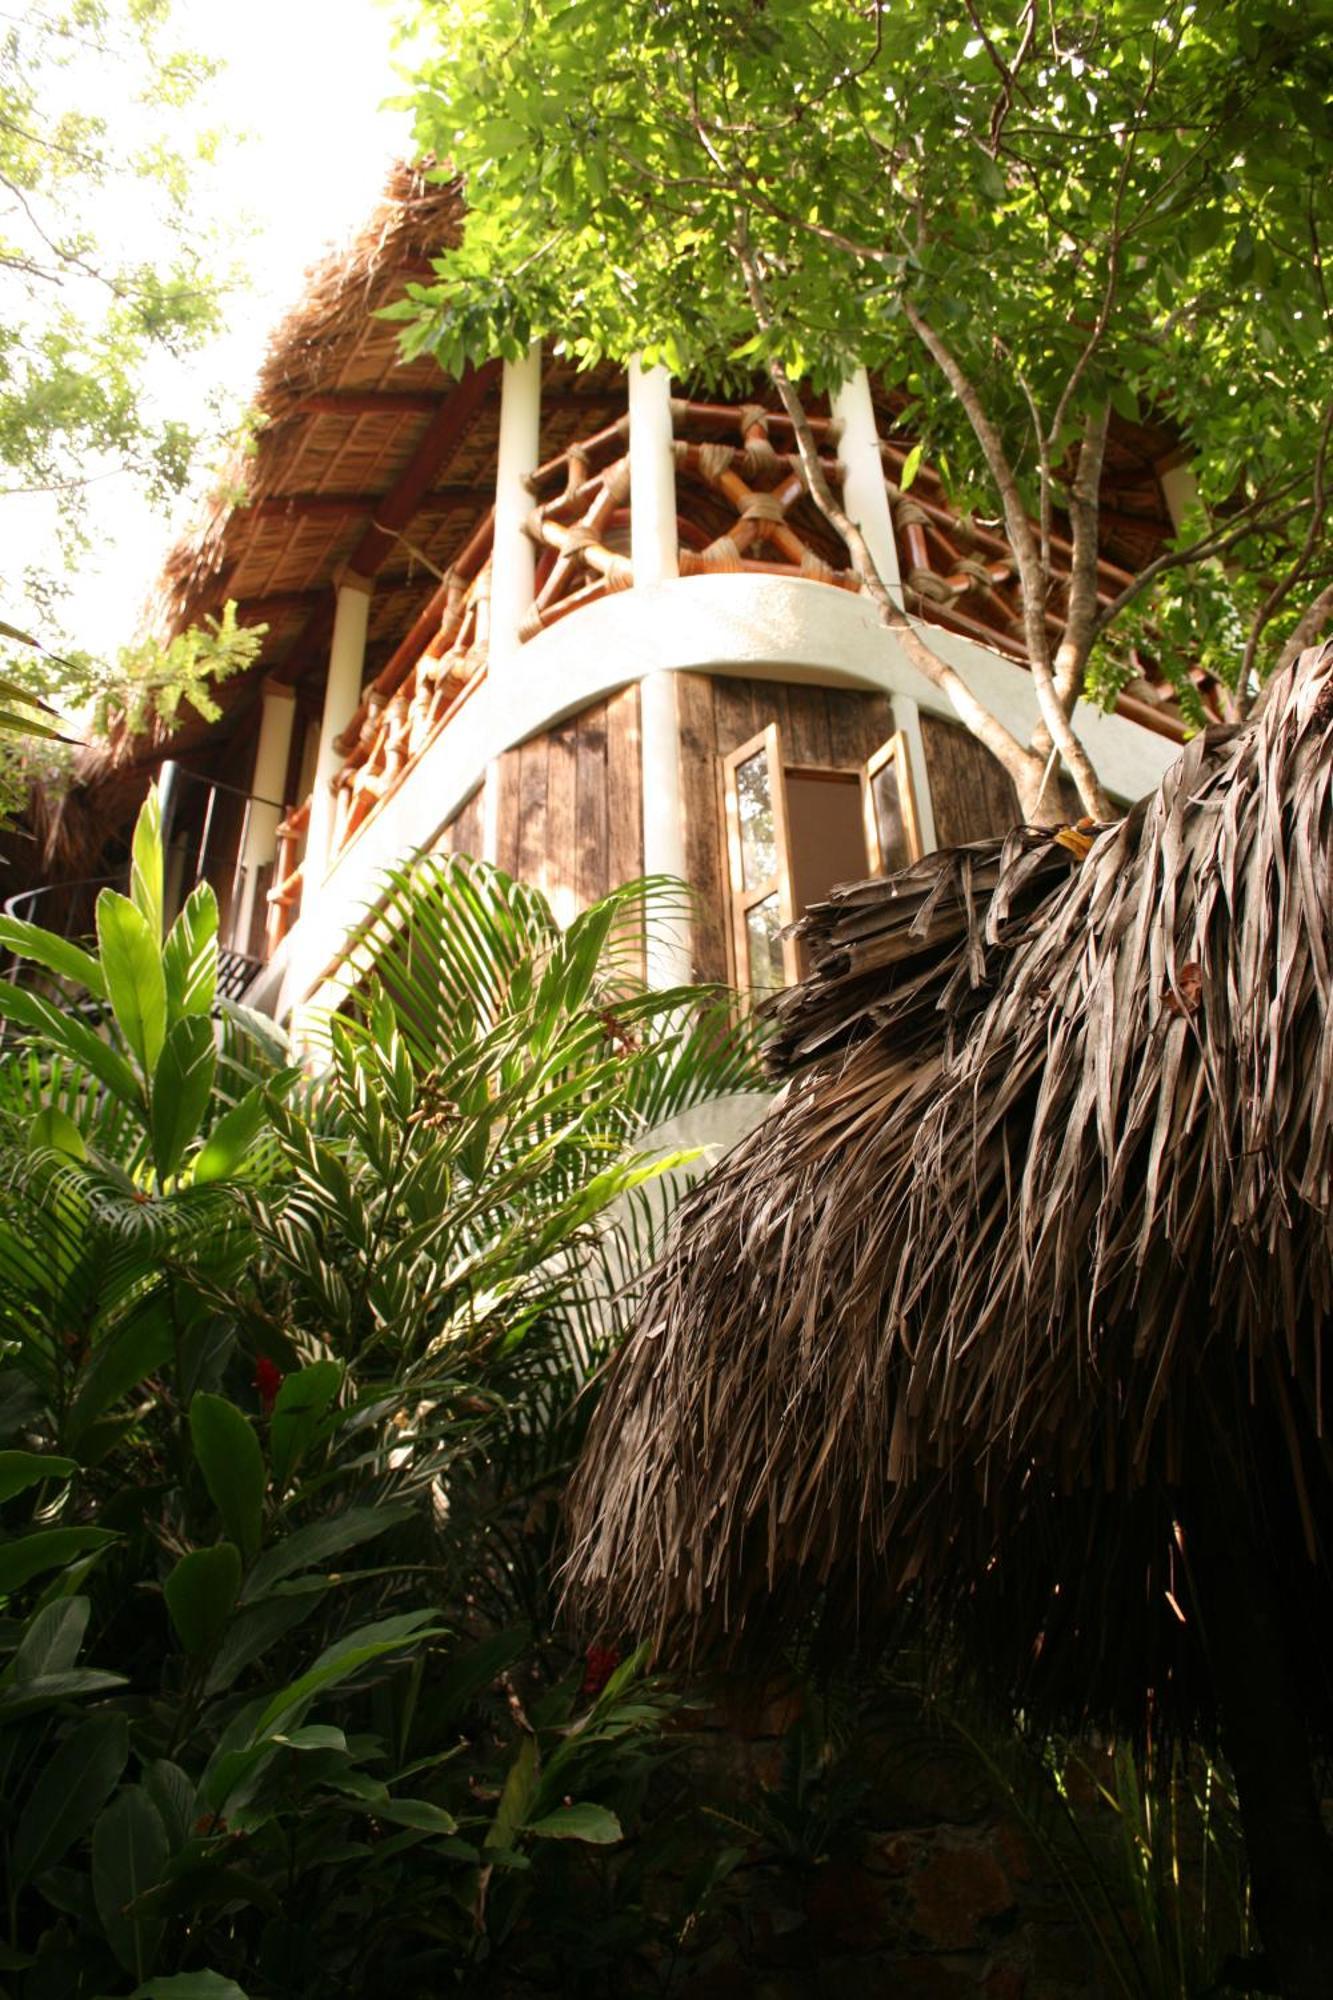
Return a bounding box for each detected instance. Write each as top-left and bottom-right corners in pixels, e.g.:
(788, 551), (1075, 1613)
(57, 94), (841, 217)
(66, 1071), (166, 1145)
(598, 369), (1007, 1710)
(919, 713), (1079, 845)
(677, 673), (895, 984)
(434, 782), (484, 862)
(479, 684), (642, 915)
(919, 713), (1022, 847)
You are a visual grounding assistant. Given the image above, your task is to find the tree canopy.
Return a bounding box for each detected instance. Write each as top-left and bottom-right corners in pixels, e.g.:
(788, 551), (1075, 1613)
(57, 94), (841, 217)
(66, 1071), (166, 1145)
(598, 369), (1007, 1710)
(0, 1), (255, 811)
(398, 0), (1333, 812)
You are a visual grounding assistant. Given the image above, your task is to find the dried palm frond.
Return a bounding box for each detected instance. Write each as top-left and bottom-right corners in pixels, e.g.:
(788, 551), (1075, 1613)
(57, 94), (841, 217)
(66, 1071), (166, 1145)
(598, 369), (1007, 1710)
(566, 642), (1333, 1743)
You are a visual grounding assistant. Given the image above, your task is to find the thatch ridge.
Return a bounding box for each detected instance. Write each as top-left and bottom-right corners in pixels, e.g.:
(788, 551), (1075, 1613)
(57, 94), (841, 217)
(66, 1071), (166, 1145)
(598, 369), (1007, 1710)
(566, 643), (1333, 1739)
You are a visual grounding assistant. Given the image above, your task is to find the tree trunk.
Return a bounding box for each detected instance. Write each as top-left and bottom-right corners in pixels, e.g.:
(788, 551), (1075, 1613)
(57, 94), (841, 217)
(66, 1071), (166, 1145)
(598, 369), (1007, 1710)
(1191, 1508), (1333, 1997)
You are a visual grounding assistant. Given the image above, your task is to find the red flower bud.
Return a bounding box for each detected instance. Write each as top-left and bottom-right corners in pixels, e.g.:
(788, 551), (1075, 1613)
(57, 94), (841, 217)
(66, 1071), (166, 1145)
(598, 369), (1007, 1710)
(581, 1642), (620, 1698)
(253, 1355), (284, 1416)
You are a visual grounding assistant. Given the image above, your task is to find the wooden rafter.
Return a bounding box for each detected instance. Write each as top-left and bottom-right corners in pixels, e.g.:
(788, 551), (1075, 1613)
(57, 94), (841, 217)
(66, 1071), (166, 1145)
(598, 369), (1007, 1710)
(344, 359), (502, 580)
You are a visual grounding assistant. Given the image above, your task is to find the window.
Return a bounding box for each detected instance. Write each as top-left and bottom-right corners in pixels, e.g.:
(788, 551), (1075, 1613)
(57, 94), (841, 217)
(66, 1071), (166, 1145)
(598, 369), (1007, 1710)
(723, 723), (921, 996)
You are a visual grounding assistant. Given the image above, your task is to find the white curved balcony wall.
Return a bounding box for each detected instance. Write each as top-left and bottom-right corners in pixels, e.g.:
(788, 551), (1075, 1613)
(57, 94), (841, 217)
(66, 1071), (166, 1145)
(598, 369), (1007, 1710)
(280, 570), (1181, 1024)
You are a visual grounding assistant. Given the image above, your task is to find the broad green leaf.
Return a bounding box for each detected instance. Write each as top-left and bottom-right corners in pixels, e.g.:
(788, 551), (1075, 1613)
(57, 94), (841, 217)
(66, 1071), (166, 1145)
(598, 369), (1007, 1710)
(164, 1544), (241, 1654)
(66, 1299), (173, 1449)
(162, 881), (219, 1024)
(486, 1733), (539, 1851)
(151, 1015), (217, 1180)
(92, 1785), (169, 1980)
(527, 1802), (623, 1844)
(191, 1087), (265, 1185)
(12, 1712), (128, 1884)
(97, 890), (167, 1074)
(0, 1450), (76, 1502)
(254, 1611), (441, 1738)
(268, 1361), (343, 1492)
(0, 1668), (127, 1720)
(131, 1976), (250, 2000)
(239, 1505), (410, 1604)
(899, 442), (923, 492)
(27, 1106), (87, 1159)
(204, 1584), (327, 1696)
(0, 978), (142, 1108)
(189, 1396), (265, 1562)
(373, 1798), (457, 1834)
(0, 916), (106, 1001)
(131, 787), (165, 944)
(8, 1595), (89, 1681)
(142, 1759), (195, 1851)
(0, 1527), (117, 1593)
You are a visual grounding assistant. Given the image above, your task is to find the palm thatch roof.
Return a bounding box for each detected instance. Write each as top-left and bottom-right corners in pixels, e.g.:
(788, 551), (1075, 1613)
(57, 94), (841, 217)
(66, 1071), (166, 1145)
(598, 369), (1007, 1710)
(566, 641), (1333, 1741)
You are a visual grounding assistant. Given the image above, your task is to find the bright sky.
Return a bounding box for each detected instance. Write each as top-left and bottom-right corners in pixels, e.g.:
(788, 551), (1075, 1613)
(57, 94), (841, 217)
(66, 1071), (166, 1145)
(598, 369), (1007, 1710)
(9, 0), (420, 655)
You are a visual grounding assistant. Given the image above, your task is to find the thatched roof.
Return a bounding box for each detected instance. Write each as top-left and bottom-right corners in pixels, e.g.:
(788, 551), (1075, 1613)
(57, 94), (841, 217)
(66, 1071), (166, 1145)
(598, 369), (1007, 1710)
(567, 642), (1333, 1739)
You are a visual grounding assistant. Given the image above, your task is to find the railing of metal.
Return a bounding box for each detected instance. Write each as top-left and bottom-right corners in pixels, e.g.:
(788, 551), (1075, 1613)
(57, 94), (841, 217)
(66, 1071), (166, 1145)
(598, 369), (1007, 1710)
(1, 766), (293, 997)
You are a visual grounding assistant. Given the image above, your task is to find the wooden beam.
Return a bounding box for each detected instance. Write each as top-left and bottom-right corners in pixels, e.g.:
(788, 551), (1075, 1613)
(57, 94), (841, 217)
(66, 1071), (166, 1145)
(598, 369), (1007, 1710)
(294, 391), (444, 418)
(345, 359), (502, 579)
(246, 487), (483, 524)
(234, 572), (432, 624)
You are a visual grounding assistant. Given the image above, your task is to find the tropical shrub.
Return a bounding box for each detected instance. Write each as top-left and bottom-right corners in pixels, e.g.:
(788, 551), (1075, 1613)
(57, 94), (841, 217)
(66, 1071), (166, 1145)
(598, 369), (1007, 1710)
(0, 790), (763, 1997)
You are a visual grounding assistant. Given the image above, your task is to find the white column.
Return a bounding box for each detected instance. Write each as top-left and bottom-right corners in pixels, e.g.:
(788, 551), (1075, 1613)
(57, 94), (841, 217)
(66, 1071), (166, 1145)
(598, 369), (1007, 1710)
(628, 359), (678, 585)
(1158, 455), (1200, 535)
(235, 678), (297, 949)
(890, 693), (939, 855)
(489, 340), (543, 665)
(304, 577), (372, 885)
(832, 367), (902, 604)
(640, 669), (693, 987)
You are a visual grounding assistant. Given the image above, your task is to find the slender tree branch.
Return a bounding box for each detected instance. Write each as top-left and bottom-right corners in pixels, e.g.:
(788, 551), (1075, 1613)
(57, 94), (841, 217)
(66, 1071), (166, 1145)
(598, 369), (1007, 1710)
(1237, 398), (1333, 693)
(734, 224), (1038, 797)
(1274, 583), (1333, 677)
(900, 297), (1110, 818)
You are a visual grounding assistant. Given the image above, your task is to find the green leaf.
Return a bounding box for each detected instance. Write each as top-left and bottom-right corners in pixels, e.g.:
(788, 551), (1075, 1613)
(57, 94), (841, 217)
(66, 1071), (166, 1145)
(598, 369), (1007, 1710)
(0, 978), (142, 1108)
(0, 1527), (117, 1593)
(899, 442), (923, 492)
(0, 916), (107, 1001)
(131, 1973), (250, 1999)
(164, 1544), (241, 1654)
(12, 1712), (129, 1884)
(0, 1449), (76, 1502)
(92, 1786), (169, 1980)
(142, 1759), (196, 1851)
(268, 1361), (343, 1492)
(527, 1802), (623, 1844)
(27, 1106), (88, 1159)
(8, 1595), (89, 1681)
(131, 787), (165, 945)
(66, 1299), (173, 1449)
(254, 1611), (441, 1738)
(374, 1798), (457, 1834)
(151, 1015), (217, 1180)
(0, 1667), (127, 1720)
(486, 1733), (539, 1851)
(238, 1504), (411, 1604)
(162, 882), (219, 1024)
(97, 890), (167, 1075)
(191, 1087), (266, 1185)
(189, 1396), (265, 1562)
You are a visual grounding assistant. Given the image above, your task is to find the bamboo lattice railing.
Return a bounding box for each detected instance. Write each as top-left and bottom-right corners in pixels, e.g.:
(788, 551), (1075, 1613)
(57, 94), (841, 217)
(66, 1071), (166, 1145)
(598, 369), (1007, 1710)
(262, 387), (1216, 961)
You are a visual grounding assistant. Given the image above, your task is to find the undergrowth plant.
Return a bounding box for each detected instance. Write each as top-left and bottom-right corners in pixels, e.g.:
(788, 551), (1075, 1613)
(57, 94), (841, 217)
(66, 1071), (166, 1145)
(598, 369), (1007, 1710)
(0, 788), (764, 1998)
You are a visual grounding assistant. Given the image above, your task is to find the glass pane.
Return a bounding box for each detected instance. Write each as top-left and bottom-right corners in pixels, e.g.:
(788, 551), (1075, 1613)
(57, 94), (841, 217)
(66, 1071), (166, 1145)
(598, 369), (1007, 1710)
(735, 750), (777, 888)
(872, 755), (912, 873)
(745, 894), (785, 995)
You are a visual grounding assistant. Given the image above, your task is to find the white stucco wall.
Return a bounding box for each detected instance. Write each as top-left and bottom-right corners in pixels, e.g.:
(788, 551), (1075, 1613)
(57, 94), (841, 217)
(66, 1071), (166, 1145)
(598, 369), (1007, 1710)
(280, 574), (1182, 1021)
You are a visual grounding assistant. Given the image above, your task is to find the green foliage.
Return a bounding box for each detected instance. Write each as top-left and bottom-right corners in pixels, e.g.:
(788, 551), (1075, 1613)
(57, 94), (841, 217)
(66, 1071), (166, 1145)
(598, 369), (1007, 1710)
(0, 788), (766, 1993)
(397, 0), (1333, 705)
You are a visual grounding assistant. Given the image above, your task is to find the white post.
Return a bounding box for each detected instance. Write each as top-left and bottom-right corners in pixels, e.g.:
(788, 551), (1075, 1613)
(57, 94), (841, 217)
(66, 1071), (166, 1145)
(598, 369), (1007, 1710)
(235, 677), (297, 949)
(489, 340), (543, 664)
(832, 366), (902, 605)
(890, 693), (939, 855)
(628, 359), (679, 585)
(639, 669), (693, 986)
(304, 577), (372, 885)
